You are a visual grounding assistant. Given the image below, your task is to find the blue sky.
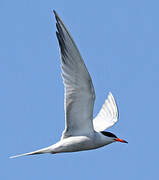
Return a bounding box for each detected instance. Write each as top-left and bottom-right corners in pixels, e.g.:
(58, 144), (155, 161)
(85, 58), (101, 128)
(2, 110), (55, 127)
(1, 0), (159, 179)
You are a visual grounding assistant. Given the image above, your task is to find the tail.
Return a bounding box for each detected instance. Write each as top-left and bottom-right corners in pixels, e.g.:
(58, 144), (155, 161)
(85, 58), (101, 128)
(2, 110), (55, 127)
(9, 146), (53, 159)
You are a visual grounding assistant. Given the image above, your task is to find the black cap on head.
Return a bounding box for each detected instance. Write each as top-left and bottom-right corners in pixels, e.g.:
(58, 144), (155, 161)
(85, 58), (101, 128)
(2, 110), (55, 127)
(101, 131), (117, 138)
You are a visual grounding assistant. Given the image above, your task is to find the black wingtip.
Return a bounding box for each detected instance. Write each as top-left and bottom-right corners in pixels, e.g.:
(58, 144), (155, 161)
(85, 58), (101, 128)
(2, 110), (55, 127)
(53, 10), (56, 16)
(53, 10), (60, 22)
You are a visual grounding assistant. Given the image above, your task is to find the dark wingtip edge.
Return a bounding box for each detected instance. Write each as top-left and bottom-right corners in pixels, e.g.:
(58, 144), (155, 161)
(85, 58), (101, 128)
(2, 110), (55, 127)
(53, 10), (56, 16)
(53, 10), (60, 22)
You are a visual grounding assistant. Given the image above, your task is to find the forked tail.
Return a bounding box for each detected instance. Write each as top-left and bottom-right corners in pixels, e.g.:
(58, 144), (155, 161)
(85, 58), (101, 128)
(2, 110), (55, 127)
(9, 146), (52, 159)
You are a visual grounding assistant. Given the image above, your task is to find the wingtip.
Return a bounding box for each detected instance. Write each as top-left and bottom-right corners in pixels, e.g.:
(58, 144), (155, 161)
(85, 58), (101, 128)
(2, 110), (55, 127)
(108, 92), (116, 102)
(109, 92), (119, 119)
(53, 10), (60, 22)
(108, 91), (113, 97)
(53, 10), (57, 16)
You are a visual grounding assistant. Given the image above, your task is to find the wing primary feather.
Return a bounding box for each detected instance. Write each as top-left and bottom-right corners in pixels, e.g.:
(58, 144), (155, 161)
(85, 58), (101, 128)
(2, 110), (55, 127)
(56, 31), (68, 62)
(93, 92), (119, 131)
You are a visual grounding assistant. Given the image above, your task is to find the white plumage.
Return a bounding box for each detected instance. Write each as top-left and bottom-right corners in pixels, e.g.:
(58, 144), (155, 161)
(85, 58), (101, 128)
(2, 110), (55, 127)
(9, 10), (127, 159)
(93, 92), (118, 132)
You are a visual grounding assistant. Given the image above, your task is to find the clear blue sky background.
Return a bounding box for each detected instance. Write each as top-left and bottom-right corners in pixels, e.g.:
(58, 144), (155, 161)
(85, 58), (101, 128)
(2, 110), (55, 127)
(1, 0), (159, 179)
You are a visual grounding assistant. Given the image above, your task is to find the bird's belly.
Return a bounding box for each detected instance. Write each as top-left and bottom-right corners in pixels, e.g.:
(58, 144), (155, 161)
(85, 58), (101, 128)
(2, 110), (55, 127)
(51, 136), (104, 153)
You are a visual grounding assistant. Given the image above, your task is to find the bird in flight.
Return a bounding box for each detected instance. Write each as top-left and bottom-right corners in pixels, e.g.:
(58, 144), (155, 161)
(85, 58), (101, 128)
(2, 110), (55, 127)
(10, 10), (127, 159)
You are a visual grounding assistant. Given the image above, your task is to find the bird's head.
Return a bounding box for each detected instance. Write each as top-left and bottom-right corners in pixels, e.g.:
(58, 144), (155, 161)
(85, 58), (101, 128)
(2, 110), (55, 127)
(101, 131), (128, 144)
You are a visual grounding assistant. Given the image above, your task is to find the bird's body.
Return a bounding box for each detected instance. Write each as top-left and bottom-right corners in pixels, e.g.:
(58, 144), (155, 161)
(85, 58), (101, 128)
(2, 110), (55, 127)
(10, 132), (114, 158)
(50, 132), (113, 153)
(10, 10), (127, 159)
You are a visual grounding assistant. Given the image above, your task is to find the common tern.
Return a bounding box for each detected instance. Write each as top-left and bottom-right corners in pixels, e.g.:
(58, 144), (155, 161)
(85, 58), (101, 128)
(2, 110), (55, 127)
(10, 10), (127, 159)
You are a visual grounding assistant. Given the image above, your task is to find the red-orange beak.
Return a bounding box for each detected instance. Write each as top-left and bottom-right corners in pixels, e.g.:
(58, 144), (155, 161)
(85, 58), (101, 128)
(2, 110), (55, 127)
(115, 138), (128, 143)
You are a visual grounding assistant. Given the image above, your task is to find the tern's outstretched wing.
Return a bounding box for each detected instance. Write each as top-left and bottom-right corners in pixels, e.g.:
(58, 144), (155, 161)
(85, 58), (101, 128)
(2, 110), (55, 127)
(54, 11), (95, 138)
(93, 92), (118, 131)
